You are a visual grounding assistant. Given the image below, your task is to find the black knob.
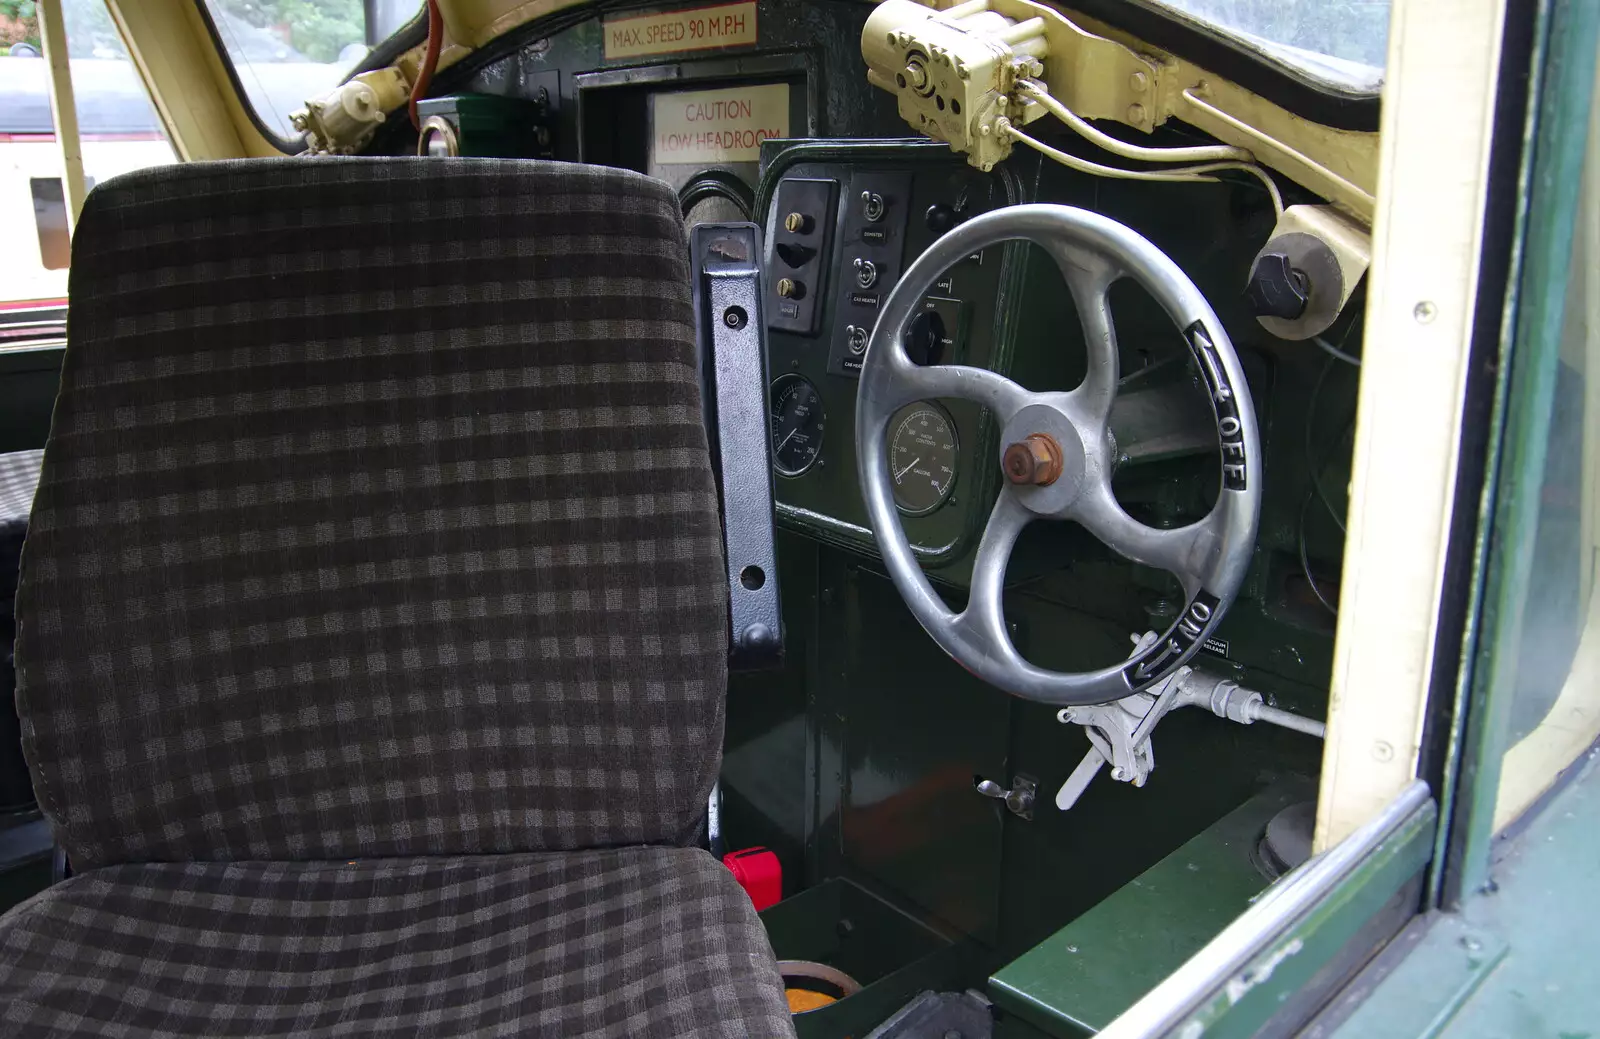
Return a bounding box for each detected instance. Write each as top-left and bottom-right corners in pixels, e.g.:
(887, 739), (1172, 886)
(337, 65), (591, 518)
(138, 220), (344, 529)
(1245, 252), (1311, 320)
(925, 204), (956, 234)
(906, 310), (946, 366)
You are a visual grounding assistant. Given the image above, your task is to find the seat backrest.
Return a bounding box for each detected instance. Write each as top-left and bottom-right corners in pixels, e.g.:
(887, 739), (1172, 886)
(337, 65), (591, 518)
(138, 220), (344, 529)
(15, 159), (729, 869)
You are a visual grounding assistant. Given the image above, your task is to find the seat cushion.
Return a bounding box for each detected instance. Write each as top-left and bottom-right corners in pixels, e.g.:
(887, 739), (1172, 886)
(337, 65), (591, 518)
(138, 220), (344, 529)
(0, 846), (796, 1038)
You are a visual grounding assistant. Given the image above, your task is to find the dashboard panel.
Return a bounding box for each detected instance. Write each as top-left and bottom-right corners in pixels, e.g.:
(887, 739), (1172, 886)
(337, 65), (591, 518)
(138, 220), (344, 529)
(756, 141), (1029, 573)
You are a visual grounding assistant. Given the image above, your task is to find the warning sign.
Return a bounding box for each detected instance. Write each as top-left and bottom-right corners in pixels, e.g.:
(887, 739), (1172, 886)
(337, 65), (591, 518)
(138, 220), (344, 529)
(604, 2), (758, 60)
(652, 83), (790, 165)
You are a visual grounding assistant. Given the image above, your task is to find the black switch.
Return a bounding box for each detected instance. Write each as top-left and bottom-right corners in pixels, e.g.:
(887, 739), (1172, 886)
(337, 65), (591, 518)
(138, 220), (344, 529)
(925, 203), (956, 235)
(906, 310), (946, 366)
(1245, 252), (1311, 320)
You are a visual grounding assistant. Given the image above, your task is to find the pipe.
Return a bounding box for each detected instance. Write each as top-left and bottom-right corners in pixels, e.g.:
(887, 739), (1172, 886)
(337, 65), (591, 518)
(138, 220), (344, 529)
(37, 0), (87, 234)
(1250, 703), (1328, 739)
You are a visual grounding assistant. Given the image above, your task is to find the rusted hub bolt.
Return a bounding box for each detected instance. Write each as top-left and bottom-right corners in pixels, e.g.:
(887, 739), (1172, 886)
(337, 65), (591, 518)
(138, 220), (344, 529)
(1002, 433), (1064, 486)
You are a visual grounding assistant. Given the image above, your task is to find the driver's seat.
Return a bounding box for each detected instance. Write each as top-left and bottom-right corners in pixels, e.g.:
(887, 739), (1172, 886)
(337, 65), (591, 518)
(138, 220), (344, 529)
(0, 159), (795, 1038)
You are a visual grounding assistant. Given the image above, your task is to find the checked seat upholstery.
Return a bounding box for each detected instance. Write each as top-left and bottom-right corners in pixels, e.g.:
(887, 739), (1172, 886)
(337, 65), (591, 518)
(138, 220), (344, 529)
(0, 159), (796, 1038)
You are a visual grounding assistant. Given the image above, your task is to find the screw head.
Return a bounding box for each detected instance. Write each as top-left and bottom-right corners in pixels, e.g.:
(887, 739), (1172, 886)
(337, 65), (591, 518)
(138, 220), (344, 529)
(783, 211), (809, 234)
(1414, 300), (1438, 323)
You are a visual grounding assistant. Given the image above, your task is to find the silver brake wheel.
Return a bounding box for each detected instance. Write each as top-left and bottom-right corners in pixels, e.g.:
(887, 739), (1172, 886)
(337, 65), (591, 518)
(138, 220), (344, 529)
(855, 204), (1261, 706)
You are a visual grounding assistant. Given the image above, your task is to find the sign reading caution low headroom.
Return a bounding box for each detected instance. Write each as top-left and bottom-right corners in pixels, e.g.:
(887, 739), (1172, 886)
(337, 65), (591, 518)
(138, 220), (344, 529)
(604, 2), (758, 60)
(653, 84), (790, 165)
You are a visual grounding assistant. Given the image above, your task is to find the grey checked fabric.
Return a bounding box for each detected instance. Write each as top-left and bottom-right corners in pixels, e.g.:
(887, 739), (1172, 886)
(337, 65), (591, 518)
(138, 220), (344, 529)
(0, 847), (795, 1038)
(0, 158), (794, 1037)
(0, 449), (43, 524)
(16, 158), (730, 868)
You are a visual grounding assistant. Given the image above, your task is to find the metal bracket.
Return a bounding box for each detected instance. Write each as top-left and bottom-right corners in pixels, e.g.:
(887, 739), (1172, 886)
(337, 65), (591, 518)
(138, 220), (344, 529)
(691, 224), (784, 671)
(976, 774), (1038, 820)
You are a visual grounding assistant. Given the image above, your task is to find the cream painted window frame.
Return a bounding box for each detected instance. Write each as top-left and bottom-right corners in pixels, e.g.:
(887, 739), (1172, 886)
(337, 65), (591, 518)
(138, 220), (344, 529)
(1313, 0), (1510, 850)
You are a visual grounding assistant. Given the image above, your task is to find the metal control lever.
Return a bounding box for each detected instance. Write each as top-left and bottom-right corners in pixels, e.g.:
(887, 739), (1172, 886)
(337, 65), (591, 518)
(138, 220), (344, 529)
(975, 775), (1037, 820)
(1053, 632), (1327, 811)
(691, 224), (784, 671)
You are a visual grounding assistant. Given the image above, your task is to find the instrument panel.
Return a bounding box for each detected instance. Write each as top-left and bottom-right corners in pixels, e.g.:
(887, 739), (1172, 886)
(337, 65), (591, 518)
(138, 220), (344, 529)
(757, 141), (1029, 576)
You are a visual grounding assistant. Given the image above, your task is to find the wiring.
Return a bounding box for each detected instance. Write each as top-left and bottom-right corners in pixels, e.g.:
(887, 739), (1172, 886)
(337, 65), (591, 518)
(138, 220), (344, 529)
(1298, 495), (1340, 615)
(1312, 333), (1362, 367)
(1017, 80), (1252, 165)
(1298, 352), (1358, 615)
(408, 0), (444, 131)
(1002, 120), (1285, 217)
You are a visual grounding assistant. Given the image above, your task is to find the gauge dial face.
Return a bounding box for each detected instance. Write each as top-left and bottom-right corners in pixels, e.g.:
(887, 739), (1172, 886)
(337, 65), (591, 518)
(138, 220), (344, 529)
(770, 374), (825, 476)
(889, 401), (958, 515)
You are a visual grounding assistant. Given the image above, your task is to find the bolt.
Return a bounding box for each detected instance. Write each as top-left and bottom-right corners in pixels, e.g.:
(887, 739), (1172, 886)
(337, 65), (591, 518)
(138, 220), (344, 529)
(1414, 300), (1438, 323)
(1130, 70), (1148, 92)
(783, 211), (810, 234)
(1459, 935), (1483, 953)
(722, 306), (747, 330)
(1002, 433), (1064, 486)
(1128, 102), (1147, 124)
(1372, 740), (1395, 763)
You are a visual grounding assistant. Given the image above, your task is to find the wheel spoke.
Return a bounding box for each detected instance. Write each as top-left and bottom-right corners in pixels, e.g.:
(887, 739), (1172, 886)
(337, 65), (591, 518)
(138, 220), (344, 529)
(875, 356), (1033, 421)
(955, 491), (1033, 649)
(1040, 242), (1121, 429)
(1070, 479), (1221, 595)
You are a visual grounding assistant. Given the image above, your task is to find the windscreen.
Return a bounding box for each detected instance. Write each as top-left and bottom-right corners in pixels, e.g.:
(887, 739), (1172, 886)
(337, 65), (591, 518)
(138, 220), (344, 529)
(1143, 1), (1390, 94)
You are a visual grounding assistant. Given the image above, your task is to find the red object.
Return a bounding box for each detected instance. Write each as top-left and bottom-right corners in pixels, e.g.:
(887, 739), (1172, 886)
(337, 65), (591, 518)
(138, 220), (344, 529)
(722, 847), (782, 911)
(408, 0), (445, 131)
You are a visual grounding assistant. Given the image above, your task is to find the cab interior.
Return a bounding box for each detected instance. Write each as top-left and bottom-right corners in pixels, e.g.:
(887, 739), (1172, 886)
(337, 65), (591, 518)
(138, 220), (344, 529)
(0, 1), (1563, 1036)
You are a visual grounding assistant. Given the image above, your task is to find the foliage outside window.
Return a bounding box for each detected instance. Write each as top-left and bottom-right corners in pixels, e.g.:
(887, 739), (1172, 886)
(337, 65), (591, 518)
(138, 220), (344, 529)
(1147, 0), (1391, 93)
(202, 0), (420, 141)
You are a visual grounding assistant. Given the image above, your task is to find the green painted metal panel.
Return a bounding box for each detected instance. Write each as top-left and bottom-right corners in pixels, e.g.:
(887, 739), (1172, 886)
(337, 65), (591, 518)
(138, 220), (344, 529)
(1167, 796), (1436, 1038)
(1441, 0), (1600, 905)
(988, 784), (1310, 1037)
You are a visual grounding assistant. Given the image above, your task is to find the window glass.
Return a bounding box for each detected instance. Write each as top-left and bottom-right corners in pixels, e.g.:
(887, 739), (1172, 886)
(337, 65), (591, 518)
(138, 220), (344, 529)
(0, 0), (175, 312)
(1143, 1), (1390, 93)
(1495, 53), (1600, 831)
(201, 0), (422, 141)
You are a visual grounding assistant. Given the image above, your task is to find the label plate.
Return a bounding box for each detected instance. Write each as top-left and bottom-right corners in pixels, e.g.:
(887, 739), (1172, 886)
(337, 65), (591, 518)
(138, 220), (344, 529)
(652, 83), (789, 165)
(605, 2), (758, 59)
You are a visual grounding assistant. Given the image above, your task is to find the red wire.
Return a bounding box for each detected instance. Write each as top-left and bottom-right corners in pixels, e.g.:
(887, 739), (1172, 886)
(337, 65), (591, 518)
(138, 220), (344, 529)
(409, 0), (444, 131)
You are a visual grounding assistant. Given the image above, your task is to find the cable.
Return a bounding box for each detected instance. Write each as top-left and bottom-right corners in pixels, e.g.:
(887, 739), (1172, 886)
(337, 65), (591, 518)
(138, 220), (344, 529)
(1017, 80), (1252, 165)
(408, 0), (444, 131)
(1298, 494), (1340, 615)
(678, 170), (755, 220)
(1312, 334), (1362, 367)
(1002, 120), (1285, 217)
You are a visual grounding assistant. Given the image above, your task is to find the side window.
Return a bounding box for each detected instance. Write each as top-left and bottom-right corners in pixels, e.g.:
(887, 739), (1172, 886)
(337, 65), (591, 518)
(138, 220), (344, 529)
(1493, 53), (1600, 831)
(0, 0), (175, 310)
(199, 0), (421, 143)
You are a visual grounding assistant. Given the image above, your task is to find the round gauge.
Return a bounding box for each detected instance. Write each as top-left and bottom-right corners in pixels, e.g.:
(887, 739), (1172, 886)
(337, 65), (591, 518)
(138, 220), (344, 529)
(770, 374), (825, 476)
(888, 401), (959, 515)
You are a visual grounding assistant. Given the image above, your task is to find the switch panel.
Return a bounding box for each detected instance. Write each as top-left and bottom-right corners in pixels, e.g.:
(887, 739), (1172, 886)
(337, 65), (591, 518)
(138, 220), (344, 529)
(829, 171), (914, 376)
(766, 178), (838, 336)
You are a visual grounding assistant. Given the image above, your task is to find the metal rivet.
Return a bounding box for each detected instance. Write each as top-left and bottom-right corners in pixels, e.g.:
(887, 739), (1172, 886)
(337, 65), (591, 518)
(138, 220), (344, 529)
(1127, 103), (1146, 123)
(1372, 740), (1395, 762)
(1414, 300), (1438, 323)
(1130, 71), (1148, 92)
(723, 306), (747, 330)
